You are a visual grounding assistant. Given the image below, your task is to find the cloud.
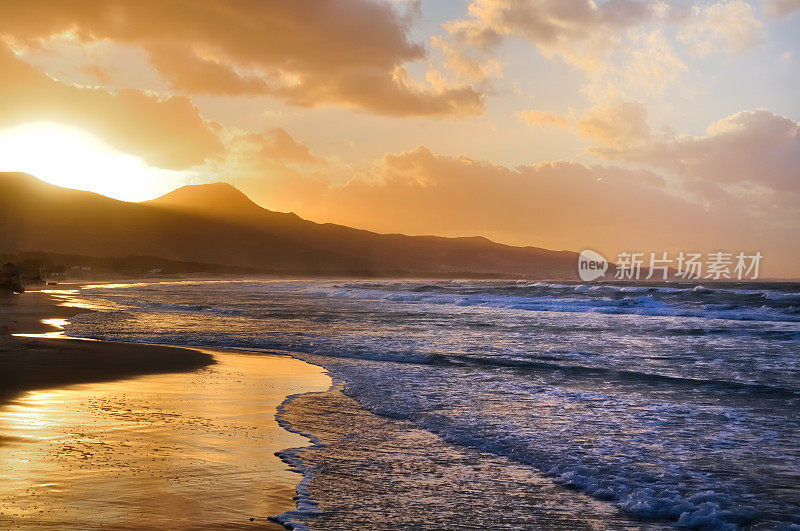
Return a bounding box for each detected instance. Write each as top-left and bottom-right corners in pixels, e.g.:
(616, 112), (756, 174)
(591, 108), (800, 194)
(431, 35), (503, 83)
(2, 34), (169, 93)
(620, 30), (687, 95)
(678, 0), (765, 57)
(210, 126), (319, 168)
(578, 101), (651, 151)
(270, 65), (484, 117)
(229, 144), (753, 253)
(195, 124), (330, 214)
(518, 109), (572, 128)
(219, 142), (797, 276)
(256, 129), (318, 165)
(437, 1), (763, 102)
(521, 102), (798, 216)
(0, 46), (326, 174)
(1, 0), (484, 117)
(440, 0), (658, 74)
(0, 47), (222, 169)
(450, 0), (764, 66)
(766, 0), (800, 16)
(517, 100), (651, 148)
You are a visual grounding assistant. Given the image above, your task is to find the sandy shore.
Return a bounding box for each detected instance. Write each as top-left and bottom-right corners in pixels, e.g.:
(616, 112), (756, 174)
(0, 289), (215, 404)
(0, 287), (331, 528)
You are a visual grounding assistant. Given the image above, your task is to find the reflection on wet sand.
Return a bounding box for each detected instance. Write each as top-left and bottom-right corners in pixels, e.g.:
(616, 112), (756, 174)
(0, 350), (330, 529)
(12, 318), (95, 340)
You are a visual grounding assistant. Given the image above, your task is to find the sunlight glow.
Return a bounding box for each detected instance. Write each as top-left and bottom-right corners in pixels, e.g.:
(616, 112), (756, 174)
(0, 122), (191, 202)
(11, 318), (97, 340)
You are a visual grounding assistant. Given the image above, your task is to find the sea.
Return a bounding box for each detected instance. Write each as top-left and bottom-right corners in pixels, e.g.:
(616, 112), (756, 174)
(61, 279), (800, 529)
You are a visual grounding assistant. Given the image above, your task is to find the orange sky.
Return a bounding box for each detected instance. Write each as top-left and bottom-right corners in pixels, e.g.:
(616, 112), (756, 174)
(0, 1), (798, 277)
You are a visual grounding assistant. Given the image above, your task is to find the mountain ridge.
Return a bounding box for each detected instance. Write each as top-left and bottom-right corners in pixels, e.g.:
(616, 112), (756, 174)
(0, 172), (580, 278)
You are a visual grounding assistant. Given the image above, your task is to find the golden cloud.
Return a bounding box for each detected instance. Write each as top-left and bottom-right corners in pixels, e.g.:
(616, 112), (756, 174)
(579, 101), (651, 151)
(230, 145), (736, 251)
(442, 0), (657, 74)
(1, 0), (483, 117)
(589, 108), (800, 194)
(0, 47), (223, 169)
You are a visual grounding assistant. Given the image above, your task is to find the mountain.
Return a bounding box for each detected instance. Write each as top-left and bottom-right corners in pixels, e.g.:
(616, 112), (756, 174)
(147, 182), (282, 220)
(0, 172), (580, 278)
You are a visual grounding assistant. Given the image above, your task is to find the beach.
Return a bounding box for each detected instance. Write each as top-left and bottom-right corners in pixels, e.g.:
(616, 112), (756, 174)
(3, 279), (798, 529)
(0, 288), (331, 528)
(0, 288), (215, 402)
(58, 278), (800, 528)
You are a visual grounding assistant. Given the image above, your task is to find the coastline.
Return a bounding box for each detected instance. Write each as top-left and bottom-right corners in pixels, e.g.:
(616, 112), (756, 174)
(0, 286), (331, 528)
(0, 287), (216, 403)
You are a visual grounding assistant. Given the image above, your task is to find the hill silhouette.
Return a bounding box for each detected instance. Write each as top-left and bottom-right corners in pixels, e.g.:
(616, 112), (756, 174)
(0, 172), (580, 277)
(147, 182), (280, 219)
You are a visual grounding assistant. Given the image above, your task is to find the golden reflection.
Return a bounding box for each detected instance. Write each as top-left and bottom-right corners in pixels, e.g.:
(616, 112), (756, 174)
(35, 289), (114, 311)
(11, 318), (96, 340)
(42, 318), (69, 328)
(55, 299), (110, 310)
(0, 351), (330, 528)
(82, 282), (150, 289)
(37, 289), (80, 295)
(1, 392), (68, 437)
(81, 279), (316, 291)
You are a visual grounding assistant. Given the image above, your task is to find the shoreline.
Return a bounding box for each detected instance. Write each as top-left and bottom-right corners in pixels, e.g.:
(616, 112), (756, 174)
(0, 288), (216, 404)
(0, 286), (331, 528)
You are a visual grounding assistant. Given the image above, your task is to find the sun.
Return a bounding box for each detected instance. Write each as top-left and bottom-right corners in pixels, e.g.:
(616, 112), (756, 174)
(0, 122), (189, 202)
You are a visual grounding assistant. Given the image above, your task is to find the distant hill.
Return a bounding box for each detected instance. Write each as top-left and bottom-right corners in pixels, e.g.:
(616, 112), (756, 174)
(0, 250), (260, 279)
(0, 172), (581, 278)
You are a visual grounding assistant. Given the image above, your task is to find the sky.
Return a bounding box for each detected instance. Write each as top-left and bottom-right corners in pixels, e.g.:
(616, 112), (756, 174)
(0, 0), (798, 277)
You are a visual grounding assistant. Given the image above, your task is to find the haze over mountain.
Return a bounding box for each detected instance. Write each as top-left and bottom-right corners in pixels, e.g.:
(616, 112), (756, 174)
(0, 172), (580, 278)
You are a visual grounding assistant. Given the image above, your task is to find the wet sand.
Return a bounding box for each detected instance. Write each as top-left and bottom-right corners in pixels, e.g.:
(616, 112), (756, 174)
(0, 289), (215, 404)
(0, 288), (331, 528)
(0, 287), (89, 337)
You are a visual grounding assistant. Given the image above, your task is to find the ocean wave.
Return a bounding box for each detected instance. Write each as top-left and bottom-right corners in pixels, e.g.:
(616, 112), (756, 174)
(331, 363), (798, 529)
(133, 300), (249, 316)
(442, 354), (800, 398)
(271, 390), (331, 531)
(66, 279), (800, 528)
(304, 285), (800, 322)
